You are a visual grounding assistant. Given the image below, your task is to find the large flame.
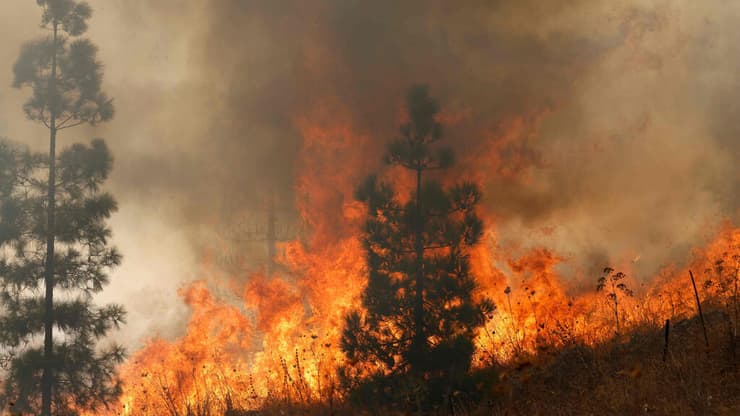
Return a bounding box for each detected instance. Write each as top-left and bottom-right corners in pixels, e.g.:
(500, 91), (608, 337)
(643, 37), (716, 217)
(92, 101), (739, 415)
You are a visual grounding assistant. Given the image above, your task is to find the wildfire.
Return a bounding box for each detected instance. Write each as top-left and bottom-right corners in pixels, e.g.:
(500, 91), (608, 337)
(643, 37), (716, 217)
(90, 101), (739, 415)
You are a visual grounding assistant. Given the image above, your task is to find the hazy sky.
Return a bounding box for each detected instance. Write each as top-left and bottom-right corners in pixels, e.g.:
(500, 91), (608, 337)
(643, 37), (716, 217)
(0, 0), (738, 349)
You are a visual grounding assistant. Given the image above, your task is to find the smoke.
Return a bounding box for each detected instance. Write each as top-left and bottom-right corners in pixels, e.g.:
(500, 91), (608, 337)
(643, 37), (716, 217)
(0, 0), (738, 346)
(188, 0), (738, 280)
(484, 0), (740, 280)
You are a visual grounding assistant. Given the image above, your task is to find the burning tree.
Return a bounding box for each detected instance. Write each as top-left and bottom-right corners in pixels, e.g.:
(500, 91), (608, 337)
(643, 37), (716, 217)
(0, 1), (123, 415)
(341, 85), (494, 405)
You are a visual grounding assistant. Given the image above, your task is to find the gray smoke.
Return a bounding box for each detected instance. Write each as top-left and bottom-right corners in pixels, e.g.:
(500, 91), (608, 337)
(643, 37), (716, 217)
(0, 0), (737, 347)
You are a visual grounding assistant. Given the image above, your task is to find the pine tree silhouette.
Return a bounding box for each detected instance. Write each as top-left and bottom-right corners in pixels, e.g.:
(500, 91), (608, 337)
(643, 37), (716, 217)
(342, 85), (494, 404)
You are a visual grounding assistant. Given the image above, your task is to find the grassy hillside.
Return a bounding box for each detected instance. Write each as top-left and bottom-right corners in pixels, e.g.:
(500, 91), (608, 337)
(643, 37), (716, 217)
(240, 306), (738, 416)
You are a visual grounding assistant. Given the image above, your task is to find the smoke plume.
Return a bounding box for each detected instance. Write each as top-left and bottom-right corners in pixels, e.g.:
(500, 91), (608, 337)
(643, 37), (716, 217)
(0, 0), (737, 346)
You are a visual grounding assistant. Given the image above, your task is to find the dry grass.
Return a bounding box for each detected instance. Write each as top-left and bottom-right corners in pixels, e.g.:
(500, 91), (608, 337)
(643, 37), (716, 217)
(469, 310), (739, 416)
(241, 305), (738, 416)
(117, 271), (739, 416)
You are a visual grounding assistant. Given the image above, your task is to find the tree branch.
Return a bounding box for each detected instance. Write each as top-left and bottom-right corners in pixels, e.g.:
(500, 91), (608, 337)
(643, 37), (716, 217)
(55, 113), (76, 129)
(57, 120), (85, 131)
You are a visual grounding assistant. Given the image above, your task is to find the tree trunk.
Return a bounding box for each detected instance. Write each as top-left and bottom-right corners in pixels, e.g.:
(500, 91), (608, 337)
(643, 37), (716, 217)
(689, 270), (710, 349)
(412, 165), (425, 372)
(266, 191), (276, 276)
(41, 19), (58, 416)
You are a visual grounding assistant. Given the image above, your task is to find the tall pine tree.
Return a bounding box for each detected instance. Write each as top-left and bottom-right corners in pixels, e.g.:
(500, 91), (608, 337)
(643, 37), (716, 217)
(342, 85), (494, 397)
(1, 1), (122, 414)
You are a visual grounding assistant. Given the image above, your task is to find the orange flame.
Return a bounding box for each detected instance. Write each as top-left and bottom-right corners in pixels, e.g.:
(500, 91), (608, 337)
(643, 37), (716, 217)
(90, 99), (739, 414)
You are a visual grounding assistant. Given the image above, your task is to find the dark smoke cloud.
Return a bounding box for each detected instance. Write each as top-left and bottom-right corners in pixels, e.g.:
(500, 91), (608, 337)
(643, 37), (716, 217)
(180, 0), (630, 220)
(189, 0), (738, 280)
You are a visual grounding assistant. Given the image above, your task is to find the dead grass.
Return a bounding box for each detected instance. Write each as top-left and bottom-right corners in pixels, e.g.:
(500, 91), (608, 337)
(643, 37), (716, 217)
(243, 305), (738, 416)
(468, 310), (739, 416)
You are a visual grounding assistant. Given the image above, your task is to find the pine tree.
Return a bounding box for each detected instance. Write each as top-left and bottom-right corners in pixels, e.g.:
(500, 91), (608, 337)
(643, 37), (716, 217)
(0, 138), (125, 414)
(2, 1), (122, 414)
(341, 85), (494, 393)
